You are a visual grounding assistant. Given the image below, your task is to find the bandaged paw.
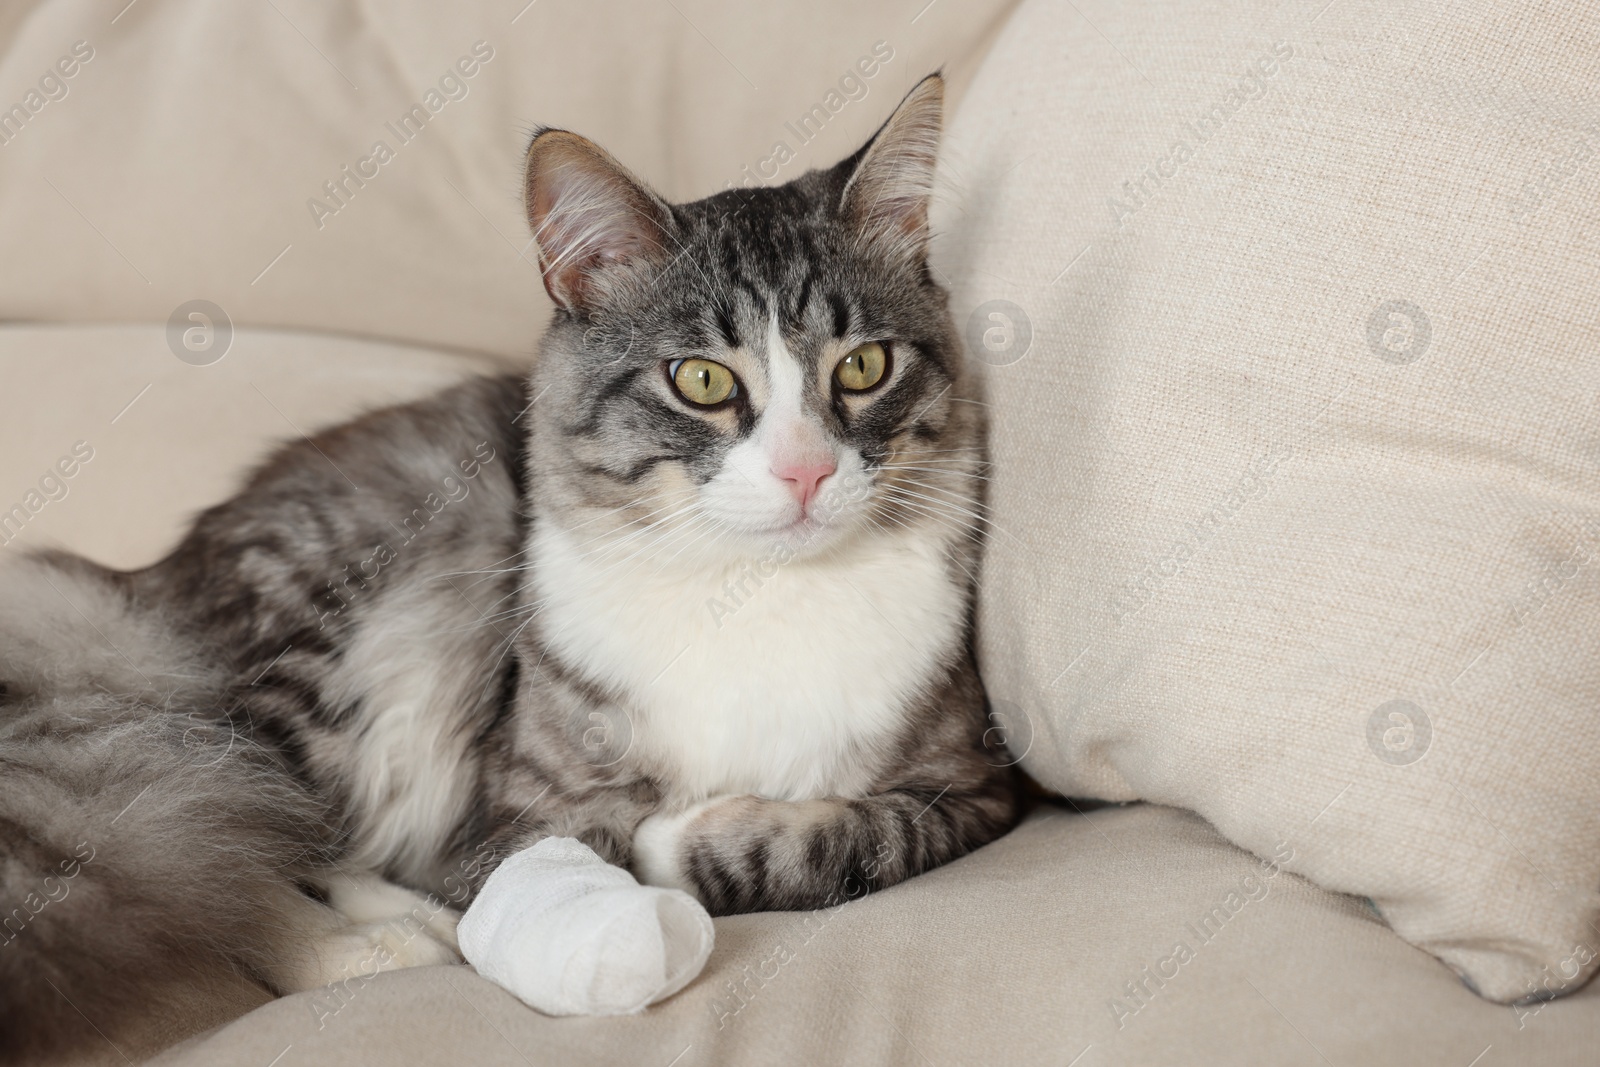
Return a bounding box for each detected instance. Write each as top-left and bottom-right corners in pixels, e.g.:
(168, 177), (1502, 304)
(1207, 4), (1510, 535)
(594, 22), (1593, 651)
(458, 836), (714, 1016)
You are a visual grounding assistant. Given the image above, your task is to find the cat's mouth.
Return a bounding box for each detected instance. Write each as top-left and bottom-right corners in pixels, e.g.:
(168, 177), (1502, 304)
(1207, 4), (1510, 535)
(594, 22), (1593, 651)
(748, 507), (863, 554)
(737, 514), (821, 540)
(773, 515), (821, 536)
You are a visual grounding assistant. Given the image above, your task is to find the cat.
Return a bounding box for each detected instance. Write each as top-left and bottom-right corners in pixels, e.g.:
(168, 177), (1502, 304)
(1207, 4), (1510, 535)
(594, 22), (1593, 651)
(0, 73), (1019, 1061)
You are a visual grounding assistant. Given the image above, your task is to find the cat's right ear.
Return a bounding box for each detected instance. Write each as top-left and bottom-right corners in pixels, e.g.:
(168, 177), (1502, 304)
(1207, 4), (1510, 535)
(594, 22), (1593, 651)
(524, 130), (676, 312)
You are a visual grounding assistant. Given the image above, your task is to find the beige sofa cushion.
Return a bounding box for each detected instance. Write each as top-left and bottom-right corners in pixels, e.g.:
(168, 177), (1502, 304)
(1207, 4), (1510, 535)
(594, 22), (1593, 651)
(0, 0), (1014, 362)
(935, 0), (1600, 1003)
(148, 805), (1600, 1067)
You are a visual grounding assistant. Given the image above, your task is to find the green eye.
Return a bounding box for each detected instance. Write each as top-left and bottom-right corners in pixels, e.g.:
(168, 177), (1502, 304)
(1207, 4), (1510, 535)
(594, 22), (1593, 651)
(670, 358), (737, 406)
(835, 342), (888, 392)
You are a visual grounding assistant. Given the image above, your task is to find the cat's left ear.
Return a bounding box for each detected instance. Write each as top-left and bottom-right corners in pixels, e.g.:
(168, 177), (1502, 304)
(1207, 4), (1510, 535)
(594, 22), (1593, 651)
(838, 73), (943, 261)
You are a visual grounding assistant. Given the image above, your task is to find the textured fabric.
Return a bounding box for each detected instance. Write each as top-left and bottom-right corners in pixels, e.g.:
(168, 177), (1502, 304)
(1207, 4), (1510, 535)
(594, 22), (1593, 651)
(6, 0), (1599, 1060)
(150, 805), (1600, 1067)
(0, 325), (502, 567)
(460, 837), (714, 1016)
(0, 0), (1015, 362)
(934, 0), (1600, 1003)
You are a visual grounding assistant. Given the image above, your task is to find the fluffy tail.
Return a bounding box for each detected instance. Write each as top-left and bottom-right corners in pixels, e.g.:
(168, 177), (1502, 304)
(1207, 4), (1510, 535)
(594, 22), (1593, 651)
(0, 553), (334, 1065)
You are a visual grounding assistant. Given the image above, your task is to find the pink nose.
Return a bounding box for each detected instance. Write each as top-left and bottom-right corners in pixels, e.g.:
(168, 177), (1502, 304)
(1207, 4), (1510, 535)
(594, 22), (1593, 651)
(773, 460), (836, 510)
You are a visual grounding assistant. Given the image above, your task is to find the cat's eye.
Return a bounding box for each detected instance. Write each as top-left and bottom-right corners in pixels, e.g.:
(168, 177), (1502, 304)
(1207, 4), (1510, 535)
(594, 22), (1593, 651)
(669, 358), (738, 406)
(835, 342), (888, 392)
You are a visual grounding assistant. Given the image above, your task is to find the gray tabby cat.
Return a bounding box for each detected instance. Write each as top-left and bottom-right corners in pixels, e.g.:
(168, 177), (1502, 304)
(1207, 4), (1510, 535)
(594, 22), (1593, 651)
(0, 74), (1018, 1062)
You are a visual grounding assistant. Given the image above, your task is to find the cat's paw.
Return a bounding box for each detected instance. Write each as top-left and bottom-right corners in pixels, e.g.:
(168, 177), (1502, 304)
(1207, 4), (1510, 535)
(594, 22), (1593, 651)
(424, 903), (462, 952)
(277, 919), (461, 993)
(322, 869), (462, 951)
(459, 836), (713, 1016)
(632, 797), (734, 898)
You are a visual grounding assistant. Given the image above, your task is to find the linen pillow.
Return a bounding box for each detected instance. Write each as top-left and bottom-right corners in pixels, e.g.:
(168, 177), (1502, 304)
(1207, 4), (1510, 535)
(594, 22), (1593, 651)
(934, 0), (1600, 1002)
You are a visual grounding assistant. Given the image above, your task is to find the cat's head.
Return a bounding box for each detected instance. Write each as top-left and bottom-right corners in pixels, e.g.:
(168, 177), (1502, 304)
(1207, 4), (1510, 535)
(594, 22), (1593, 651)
(522, 74), (982, 565)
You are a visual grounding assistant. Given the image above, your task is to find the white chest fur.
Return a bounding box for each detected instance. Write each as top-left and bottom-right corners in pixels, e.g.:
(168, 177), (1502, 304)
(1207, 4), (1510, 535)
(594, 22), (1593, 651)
(530, 520), (964, 801)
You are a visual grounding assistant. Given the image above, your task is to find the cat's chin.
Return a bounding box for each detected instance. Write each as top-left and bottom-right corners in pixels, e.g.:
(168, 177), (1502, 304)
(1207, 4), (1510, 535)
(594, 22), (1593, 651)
(744, 514), (862, 559)
(681, 513), (850, 565)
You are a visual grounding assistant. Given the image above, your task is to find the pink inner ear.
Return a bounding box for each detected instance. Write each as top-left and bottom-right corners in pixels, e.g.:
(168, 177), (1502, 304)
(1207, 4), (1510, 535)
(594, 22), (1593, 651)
(853, 125), (939, 235)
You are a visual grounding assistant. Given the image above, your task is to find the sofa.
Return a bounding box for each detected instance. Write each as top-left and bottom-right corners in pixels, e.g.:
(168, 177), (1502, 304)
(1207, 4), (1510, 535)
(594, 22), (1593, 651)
(2, 0), (1597, 1063)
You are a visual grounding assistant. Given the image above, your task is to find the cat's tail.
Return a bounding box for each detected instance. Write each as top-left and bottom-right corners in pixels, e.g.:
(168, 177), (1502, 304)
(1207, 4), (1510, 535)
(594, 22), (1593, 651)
(0, 552), (335, 1065)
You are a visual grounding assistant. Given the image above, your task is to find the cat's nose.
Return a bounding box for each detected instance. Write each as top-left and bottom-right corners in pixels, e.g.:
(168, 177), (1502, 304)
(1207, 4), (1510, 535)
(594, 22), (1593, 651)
(773, 460), (837, 511)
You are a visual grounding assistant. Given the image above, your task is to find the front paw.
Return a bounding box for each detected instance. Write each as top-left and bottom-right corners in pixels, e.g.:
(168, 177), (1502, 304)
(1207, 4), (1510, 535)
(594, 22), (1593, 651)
(458, 837), (714, 1016)
(632, 797), (735, 899)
